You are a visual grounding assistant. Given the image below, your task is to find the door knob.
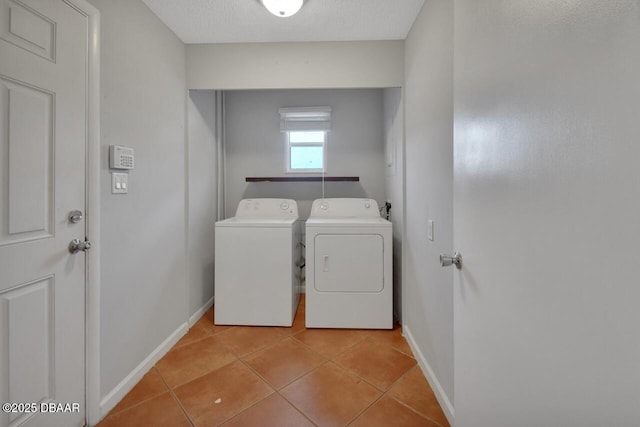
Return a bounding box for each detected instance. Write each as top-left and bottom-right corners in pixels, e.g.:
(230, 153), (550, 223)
(440, 252), (462, 269)
(69, 238), (91, 254)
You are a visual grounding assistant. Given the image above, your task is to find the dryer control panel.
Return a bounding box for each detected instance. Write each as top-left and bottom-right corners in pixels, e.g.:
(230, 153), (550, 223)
(310, 198), (380, 218)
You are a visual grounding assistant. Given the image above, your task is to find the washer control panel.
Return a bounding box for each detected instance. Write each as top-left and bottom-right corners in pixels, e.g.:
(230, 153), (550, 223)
(236, 198), (298, 218)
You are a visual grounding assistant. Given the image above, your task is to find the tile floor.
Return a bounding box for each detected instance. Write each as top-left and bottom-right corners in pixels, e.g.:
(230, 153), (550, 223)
(98, 296), (450, 427)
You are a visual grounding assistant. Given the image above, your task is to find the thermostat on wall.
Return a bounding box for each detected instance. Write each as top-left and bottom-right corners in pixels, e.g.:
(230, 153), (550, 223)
(109, 145), (135, 169)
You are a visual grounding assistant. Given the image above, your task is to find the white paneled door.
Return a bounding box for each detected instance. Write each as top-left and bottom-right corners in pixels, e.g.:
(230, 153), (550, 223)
(0, 1), (87, 426)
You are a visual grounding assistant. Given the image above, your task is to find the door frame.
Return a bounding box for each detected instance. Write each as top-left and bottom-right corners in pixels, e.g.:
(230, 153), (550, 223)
(61, 0), (101, 425)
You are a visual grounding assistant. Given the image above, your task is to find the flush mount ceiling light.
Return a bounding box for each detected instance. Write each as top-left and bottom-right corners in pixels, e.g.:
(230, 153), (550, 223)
(261, 0), (304, 18)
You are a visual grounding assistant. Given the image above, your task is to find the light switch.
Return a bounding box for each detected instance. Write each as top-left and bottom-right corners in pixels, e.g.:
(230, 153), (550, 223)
(112, 172), (128, 194)
(428, 220), (434, 241)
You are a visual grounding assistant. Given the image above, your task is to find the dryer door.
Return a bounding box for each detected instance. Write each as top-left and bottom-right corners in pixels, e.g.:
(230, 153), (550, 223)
(314, 234), (384, 292)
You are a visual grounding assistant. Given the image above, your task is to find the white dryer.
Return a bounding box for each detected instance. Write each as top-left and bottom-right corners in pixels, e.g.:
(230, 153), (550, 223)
(305, 198), (392, 329)
(215, 199), (301, 326)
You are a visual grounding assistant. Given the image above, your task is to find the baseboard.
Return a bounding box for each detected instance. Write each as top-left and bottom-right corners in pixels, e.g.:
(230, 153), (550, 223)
(402, 324), (455, 425)
(189, 297), (214, 327)
(99, 322), (188, 420)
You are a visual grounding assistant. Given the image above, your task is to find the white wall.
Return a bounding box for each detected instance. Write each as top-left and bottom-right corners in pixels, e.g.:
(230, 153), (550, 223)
(402, 0), (454, 420)
(187, 41), (403, 90)
(453, 1), (640, 425)
(383, 88), (404, 320)
(88, 0), (188, 404)
(187, 91), (217, 316)
(224, 89), (386, 220)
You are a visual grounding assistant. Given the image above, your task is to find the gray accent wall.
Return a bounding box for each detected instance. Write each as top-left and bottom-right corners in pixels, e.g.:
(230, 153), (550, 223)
(224, 89), (386, 220)
(402, 0), (454, 416)
(383, 88), (404, 321)
(187, 91), (217, 316)
(88, 0), (188, 398)
(187, 42), (403, 90)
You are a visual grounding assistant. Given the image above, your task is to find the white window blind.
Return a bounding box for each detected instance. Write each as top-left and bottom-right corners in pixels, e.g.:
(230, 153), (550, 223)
(279, 106), (331, 132)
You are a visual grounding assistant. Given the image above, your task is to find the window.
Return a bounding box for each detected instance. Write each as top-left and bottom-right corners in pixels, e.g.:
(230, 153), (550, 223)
(286, 130), (326, 172)
(279, 107), (331, 173)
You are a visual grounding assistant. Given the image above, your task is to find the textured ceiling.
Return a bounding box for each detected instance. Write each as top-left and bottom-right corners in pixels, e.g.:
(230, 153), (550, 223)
(141, 0), (425, 44)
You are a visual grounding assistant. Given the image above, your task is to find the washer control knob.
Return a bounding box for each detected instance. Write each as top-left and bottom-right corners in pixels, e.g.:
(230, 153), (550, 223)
(280, 201), (289, 210)
(320, 201), (329, 210)
(365, 202), (371, 209)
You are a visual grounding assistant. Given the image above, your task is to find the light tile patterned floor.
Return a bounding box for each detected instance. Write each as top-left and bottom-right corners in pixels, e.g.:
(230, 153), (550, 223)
(98, 296), (450, 427)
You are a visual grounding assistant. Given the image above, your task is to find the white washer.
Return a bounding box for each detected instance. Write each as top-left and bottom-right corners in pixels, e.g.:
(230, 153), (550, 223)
(214, 198), (301, 326)
(305, 198), (392, 329)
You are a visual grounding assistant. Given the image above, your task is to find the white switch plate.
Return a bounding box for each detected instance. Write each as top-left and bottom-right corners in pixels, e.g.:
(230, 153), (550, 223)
(111, 172), (128, 194)
(428, 220), (434, 241)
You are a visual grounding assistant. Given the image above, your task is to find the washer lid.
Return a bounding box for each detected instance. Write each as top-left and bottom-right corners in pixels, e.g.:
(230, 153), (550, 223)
(216, 217), (298, 228)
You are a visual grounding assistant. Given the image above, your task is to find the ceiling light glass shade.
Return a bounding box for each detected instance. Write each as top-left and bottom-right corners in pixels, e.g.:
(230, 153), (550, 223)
(261, 0), (303, 18)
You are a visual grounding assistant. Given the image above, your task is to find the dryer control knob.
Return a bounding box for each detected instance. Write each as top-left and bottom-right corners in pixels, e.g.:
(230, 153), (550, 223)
(280, 202), (289, 210)
(365, 202), (371, 209)
(320, 201), (329, 210)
